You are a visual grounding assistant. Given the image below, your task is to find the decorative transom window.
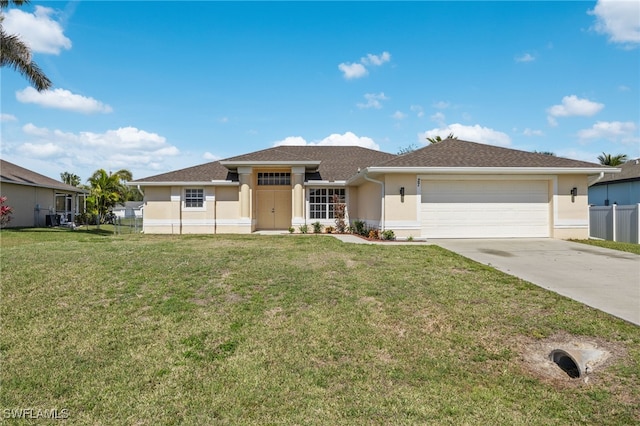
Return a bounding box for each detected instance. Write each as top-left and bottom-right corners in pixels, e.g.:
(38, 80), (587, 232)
(309, 188), (345, 219)
(258, 172), (291, 186)
(185, 189), (204, 208)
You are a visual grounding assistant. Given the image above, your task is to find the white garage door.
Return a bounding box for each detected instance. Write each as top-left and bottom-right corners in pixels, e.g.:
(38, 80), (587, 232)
(421, 180), (550, 238)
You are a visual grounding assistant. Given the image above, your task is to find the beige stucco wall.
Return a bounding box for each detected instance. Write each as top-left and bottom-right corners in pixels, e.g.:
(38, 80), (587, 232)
(1, 183), (82, 228)
(553, 175), (590, 239)
(142, 185), (247, 234)
(355, 180), (382, 228)
(382, 174), (420, 238)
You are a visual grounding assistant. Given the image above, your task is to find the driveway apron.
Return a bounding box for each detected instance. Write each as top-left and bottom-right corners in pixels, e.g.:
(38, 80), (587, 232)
(431, 239), (640, 326)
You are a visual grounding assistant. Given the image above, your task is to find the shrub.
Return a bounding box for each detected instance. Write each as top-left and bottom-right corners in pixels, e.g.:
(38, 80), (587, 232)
(352, 220), (367, 236)
(407, 235), (414, 242)
(0, 196), (13, 228)
(325, 226), (335, 234)
(312, 221), (323, 234)
(333, 194), (347, 233)
(381, 230), (396, 240)
(368, 229), (379, 240)
(298, 224), (308, 234)
(288, 226), (294, 234)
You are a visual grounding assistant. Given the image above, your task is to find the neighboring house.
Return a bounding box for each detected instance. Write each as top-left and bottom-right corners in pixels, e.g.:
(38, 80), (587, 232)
(0, 159), (87, 227)
(131, 139), (616, 239)
(112, 201), (144, 219)
(588, 159), (640, 206)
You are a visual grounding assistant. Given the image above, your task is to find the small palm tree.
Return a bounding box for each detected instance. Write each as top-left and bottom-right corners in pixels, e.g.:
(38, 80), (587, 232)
(0, 0), (52, 91)
(87, 169), (132, 226)
(597, 152), (628, 166)
(426, 133), (457, 144)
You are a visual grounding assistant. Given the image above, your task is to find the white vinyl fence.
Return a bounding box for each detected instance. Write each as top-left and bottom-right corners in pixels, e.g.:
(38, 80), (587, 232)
(589, 204), (640, 244)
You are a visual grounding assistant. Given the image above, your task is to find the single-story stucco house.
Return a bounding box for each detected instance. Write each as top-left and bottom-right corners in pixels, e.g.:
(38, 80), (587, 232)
(588, 159), (640, 206)
(131, 139), (617, 239)
(0, 159), (87, 228)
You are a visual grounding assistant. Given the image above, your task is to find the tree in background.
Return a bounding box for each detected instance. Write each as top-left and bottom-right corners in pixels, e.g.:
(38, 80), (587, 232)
(426, 133), (457, 144)
(397, 143), (419, 155)
(0, 0), (52, 91)
(597, 152), (628, 166)
(60, 171), (81, 187)
(86, 169), (132, 225)
(0, 196), (13, 227)
(533, 151), (556, 156)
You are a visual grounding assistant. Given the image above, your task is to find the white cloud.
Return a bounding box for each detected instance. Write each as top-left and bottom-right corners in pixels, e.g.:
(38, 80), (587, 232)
(274, 132), (379, 150)
(16, 87), (113, 114)
(338, 51), (391, 79)
(433, 101), (450, 109)
(410, 105), (424, 118)
(515, 53), (536, 62)
(3, 6), (72, 54)
(577, 120), (638, 143)
(589, 0), (640, 45)
(218, 117), (229, 123)
(22, 122), (50, 136)
(357, 92), (388, 109)
(203, 152), (220, 160)
(362, 51), (391, 66)
(18, 142), (64, 158)
(1, 114), (17, 122)
(523, 128), (545, 137)
(430, 112), (446, 127)
(391, 111), (406, 120)
(419, 123), (511, 147)
(546, 95), (604, 126)
(11, 124), (180, 178)
(338, 62), (368, 79)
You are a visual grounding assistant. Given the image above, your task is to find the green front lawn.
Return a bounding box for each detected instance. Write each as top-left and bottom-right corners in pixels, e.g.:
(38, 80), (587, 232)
(1, 229), (639, 425)
(570, 238), (640, 255)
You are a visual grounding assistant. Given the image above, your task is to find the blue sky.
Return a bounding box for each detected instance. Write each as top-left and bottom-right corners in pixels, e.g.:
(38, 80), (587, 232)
(1, 1), (639, 182)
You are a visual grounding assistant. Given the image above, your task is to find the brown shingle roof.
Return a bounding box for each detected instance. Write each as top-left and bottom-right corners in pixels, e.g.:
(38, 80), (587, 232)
(131, 161), (236, 182)
(0, 159), (86, 192)
(591, 159), (640, 186)
(134, 146), (396, 183)
(376, 139), (606, 168)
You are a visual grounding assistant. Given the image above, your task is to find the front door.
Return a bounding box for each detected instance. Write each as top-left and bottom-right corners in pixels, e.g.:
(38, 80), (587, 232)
(256, 190), (292, 230)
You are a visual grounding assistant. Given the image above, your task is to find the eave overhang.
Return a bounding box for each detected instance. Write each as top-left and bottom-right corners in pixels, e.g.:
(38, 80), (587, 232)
(0, 179), (89, 193)
(346, 166), (620, 185)
(128, 181), (239, 187)
(304, 180), (348, 187)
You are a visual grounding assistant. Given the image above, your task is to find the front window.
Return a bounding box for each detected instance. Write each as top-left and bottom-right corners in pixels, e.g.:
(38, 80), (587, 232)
(309, 188), (345, 219)
(185, 189), (204, 208)
(258, 172), (290, 186)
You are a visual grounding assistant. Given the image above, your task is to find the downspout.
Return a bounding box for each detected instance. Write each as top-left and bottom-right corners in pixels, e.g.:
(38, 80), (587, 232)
(364, 172), (385, 231)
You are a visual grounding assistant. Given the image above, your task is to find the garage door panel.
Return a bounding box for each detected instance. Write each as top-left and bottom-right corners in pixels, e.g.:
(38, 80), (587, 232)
(421, 180), (549, 238)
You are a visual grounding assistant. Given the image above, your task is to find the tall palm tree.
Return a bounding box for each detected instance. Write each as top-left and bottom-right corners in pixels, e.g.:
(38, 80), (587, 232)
(426, 133), (457, 144)
(597, 152), (628, 166)
(1, 0), (52, 91)
(87, 169), (133, 225)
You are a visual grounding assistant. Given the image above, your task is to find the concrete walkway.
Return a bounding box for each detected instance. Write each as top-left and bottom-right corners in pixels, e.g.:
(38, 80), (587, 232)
(430, 239), (640, 326)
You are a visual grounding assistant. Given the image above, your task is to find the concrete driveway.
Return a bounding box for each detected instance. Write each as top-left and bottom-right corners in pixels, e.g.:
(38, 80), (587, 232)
(431, 239), (640, 326)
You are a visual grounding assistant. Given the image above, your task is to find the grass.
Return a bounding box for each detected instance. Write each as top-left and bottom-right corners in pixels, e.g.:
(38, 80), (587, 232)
(570, 238), (640, 255)
(1, 228), (639, 425)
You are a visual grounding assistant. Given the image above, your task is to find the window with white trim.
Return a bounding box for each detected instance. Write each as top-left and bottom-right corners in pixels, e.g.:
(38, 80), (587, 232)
(185, 188), (204, 208)
(309, 188), (345, 219)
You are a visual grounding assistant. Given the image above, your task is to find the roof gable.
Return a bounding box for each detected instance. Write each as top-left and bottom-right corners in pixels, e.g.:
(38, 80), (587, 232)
(134, 146), (396, 183)
(0, 160), (86, 193)
(377, 139), (605, 168)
